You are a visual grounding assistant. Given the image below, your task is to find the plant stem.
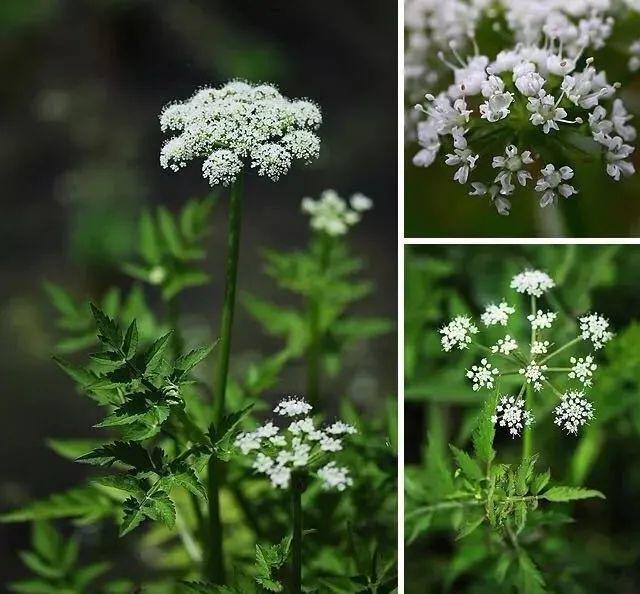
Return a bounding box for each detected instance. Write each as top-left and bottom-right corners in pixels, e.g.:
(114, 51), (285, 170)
(540, 336), (582, 364)
(291, 473), (305, 594)
(206, 175), (244, 584)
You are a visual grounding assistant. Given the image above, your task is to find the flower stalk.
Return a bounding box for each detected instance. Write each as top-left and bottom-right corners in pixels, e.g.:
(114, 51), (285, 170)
(291, 472), (306, 594)
(206, 175), (244, 583)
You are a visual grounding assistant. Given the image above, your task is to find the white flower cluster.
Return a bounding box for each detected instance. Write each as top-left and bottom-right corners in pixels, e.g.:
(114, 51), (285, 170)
(409, 1), (638, 214)
(440, 269), (613, 436)
(491, 395), (535, 437)
(159, 81), (322, 186)
(301, 190), (373, 236)
(234, 397), (356, 491)
(440, 315), (479, 351)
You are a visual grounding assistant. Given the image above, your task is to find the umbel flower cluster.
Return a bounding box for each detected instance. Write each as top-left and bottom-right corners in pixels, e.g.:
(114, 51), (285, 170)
(440, 269), (614, 436)
(159, 81), (322, 187)
(234, 397), (356, 491)
(301, 189), (373, 236)
(407, 0), (639, 214)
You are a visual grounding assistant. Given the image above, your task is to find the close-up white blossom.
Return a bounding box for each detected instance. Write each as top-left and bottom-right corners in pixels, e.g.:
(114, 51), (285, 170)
(159, 81), (322, 187)
(301, 189), (372, 236)
(235, 397), (356, 491)
(491, 395), (535, 437)
(440, 268), (614, 437)
(554, 391), (595, 435)
(407, 1), (639, 215)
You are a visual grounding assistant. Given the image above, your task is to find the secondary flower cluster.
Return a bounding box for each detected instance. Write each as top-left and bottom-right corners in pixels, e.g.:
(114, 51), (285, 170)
(408, 1), (639, 214)
(234, 397), (356, 491)
(439, 268), (614, 436)
(301, 189), (373, 236)
(159, 81), (322, 187)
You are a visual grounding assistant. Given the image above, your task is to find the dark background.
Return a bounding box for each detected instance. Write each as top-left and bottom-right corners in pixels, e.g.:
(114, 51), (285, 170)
(0, 0), (397, 584)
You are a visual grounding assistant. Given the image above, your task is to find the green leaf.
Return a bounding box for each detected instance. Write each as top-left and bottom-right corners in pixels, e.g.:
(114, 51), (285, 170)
(141, 331), (173, 369)
(541, 486), (605, 502)
(170, 466), (208, 501)
(174, 345), (214, 377)
(120, 489), (176, 536)
(180, 583), (243, 594)
(90, 304), (123, 348)
(122, 320), (139, 358)
(92, 475), (145, 498)
(76, 441), (156, 471)
(1, 486), (114, 524)
(518, 549), (547, 594)
(455, 513), (485, 540)
(139, 210), (161, 264)
(472, 392), (496, 465)
(530, 470), (551, 496)
(158, 206), (184, 257)
(52, 357), (99, 387)
(449, 445), (484, 482)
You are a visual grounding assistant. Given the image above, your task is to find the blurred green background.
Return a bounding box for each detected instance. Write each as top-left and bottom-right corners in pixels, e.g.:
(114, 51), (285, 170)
(405, 244), (640, 592)
(0, 0), (397, 584)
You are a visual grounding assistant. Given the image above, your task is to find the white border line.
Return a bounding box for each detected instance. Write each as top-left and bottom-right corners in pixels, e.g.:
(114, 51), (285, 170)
(404, 237), (639, 244)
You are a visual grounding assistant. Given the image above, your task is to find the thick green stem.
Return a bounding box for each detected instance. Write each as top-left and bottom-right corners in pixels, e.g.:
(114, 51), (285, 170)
(291, 473), (305, 594)
(206, 176), (244, 583)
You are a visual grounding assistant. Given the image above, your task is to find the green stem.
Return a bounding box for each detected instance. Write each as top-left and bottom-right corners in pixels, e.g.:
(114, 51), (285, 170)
(540, 336), (582, 365)
(206, 176), (244, 584)
(291, 473), (305, 594)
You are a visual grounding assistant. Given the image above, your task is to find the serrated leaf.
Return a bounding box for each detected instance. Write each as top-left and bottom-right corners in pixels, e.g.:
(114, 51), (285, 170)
(455, 513), (485, 540)
(92, 475), (145, 498)
(122, 320), (139, 358)
(90, 304), (123, 348)
(472, 392), (497, 465)
(76, 441), (155, 471)
(531, 470), (551, 495)
(449, 445), (484, 482)
(541, 486), (605, 502)
(141, 332), (172, 369)
(518, 549), (547, 594)
(174, 345), (214, 377)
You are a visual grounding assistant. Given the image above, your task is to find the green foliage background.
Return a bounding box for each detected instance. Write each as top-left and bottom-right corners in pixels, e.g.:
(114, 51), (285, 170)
(405, 244), (640, 593)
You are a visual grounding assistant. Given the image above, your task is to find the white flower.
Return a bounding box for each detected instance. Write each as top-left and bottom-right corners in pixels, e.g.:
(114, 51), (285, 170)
(610, 100), (636, 143)
(288, 417), (316, 436)
(527, 309), (557, 330)
(318, 462), (353, 492)
(491, 395), (535, 437)
(326, 421), (358, 435)
(515, 71), (546, 97)
(160, 81), (321, 186)
(554, 391), (595, 435)
(519, 361), (548, 391)
(274, 397), (313, 417)
(534, 164), (578, 208)
(469, 182), (512, 215)
(413, 120), (441, 168)
(255, 422), (279, 439)
(527, 92), (574, 134)
(466, 358), (500, 391)
(531, 340), (550, 355)
(492, 335), (519, 355)
(510, 270), (555, 297)
(546, 54), (576, 76)
(479, 76), (514, 121)
(629, 40), (640, 72)
(440, 316), (479, 351)
(445, 127), (479, 184)
(267, 464), (292, 489)
(579, 313), (613, 350)
(319, 434), (343, 452)
(301, 190), (370, 236)
(594, 133), (636, 181)
(350, 193), (373, 212)
(252, 453), (274, 473)
(235, 432), (262, 455)
(416, 94), (472, 135)
(481, 301), (515, 326)
(492, 146), (534, 194)
(569, 355), (597, 387)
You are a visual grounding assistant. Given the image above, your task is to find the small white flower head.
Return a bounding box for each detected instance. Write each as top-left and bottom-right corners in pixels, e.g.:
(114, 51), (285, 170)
(492, 335), (518, 355)
(515, 71), (546, 97)
(274, 397), (313, 417)
(491, 395), (535, 437)
(569, 355), (597, 387)
(445, 127), (479, 184)
(479, 76), (514, 122)
(159, 81), (322, 186)
(238, 397), (355, 491)
(519, 361), (548, 391)
(317, 462), (353, 492)
(527, 309), (557, 330)
(301, 189), (371, 236)
(535, 164), (578, 208)
(326, 421), (358, 435)
(531, 340), (551, 355)
(492, 145), (534, 195)
(481, 301), (515, 326)
(466, 358), (500, 391)
(510, 269), (555, 298)
(440, 316), (479, 351)
(579, 313), (614, 350)
(629, 40), (640, 73)
(554, 391), (595, 435)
